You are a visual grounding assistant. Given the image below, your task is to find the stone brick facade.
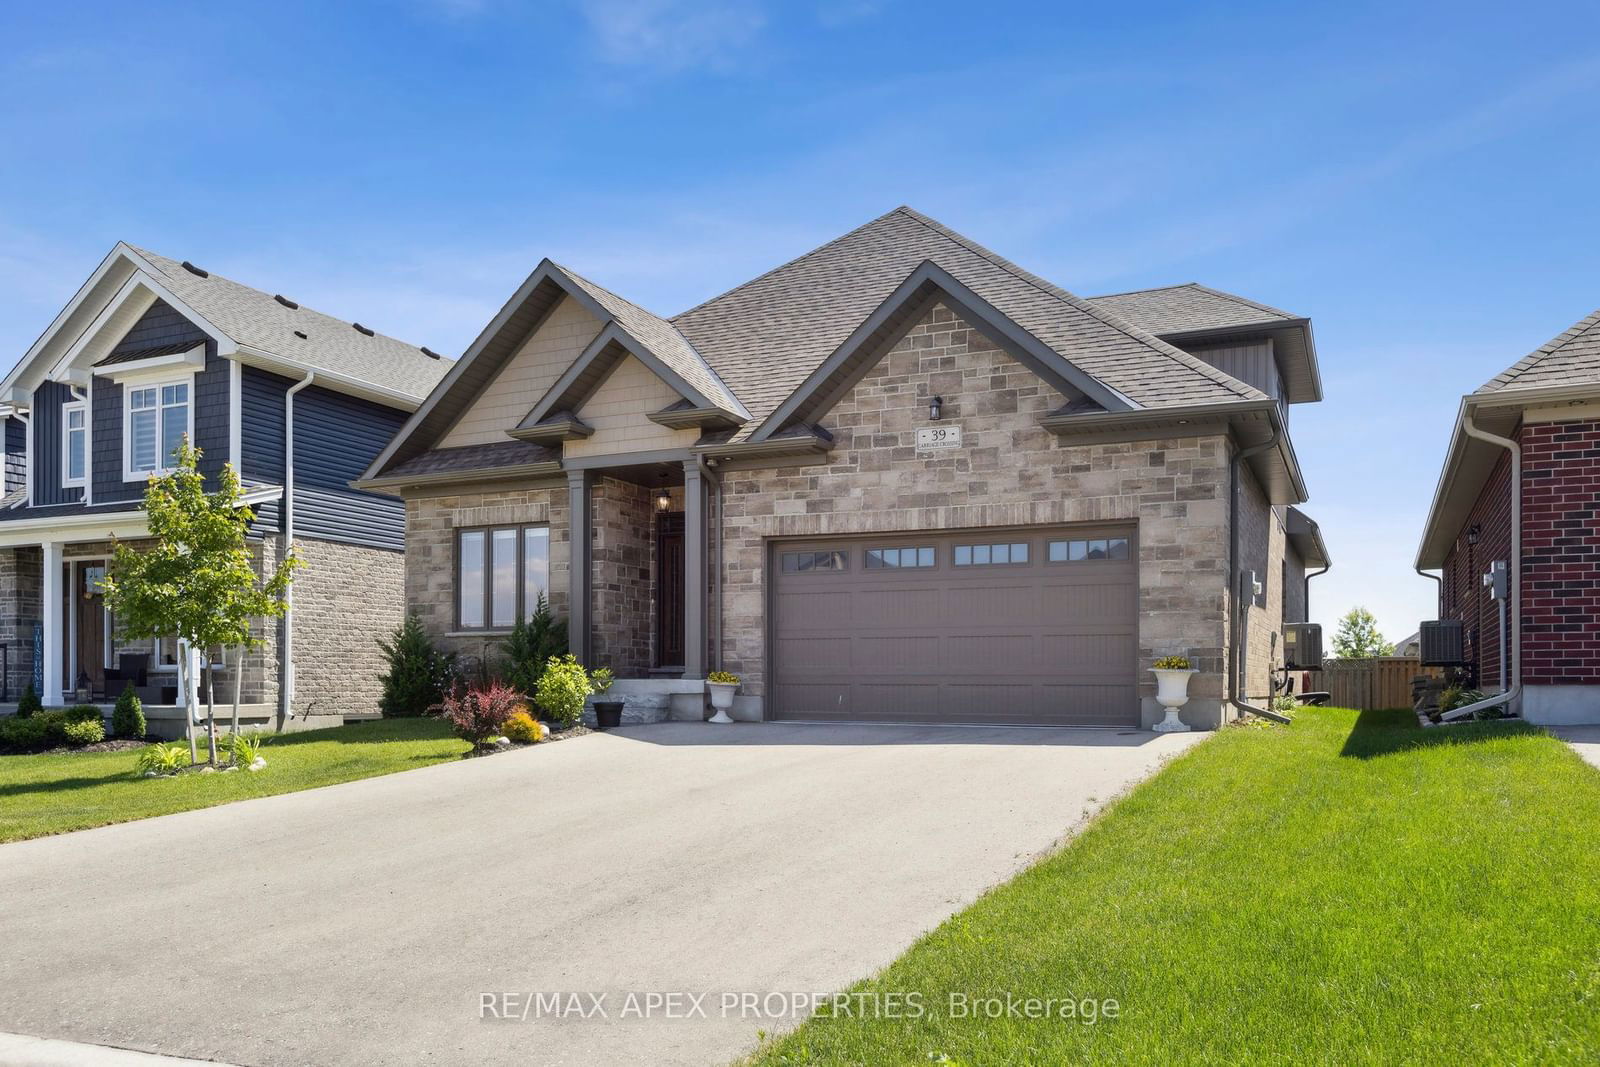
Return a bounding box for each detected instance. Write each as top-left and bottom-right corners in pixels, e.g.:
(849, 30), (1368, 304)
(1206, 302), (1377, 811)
(404, 485), (571, 670)
(286, 535), (405, 718)
(1235, 467), (1288, 702)
(0, 545), (40, 699)
(591, 476), (654, 676)
(715, 302), (1247, 728)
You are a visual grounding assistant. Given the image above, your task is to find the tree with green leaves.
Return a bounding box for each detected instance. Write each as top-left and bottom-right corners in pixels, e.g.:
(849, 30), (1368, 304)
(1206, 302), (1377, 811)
(1331, 606), (1393, 660)
(103, 441), (301, 764)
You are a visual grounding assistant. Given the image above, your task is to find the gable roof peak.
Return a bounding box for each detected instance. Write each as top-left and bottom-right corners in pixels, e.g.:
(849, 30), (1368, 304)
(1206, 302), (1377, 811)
(1476, 306), (1600, 394)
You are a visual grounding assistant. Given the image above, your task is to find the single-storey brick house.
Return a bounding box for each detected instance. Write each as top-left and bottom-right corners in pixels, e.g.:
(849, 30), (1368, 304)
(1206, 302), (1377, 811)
(360, 207), (1326, 729)
(0, 244), (449, 732)
(1417, 306), (1600, 724)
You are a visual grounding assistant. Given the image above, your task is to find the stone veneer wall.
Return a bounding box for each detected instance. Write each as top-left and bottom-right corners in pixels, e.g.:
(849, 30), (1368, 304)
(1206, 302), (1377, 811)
(591, 476), (653, 676)
(404, 486), (571, 670)
(285, 535), (404, 718)
(0, 546), (41, 698)
(716, 301), (1235, 728)
(1234, 467), (1286, 702)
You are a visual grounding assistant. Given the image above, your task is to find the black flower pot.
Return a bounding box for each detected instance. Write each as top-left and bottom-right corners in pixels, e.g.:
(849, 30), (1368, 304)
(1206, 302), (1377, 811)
(593, 701), (624, 730)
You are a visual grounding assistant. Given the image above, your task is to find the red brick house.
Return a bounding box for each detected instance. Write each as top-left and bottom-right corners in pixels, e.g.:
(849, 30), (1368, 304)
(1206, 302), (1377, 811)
(1416, 307), (1600, 724)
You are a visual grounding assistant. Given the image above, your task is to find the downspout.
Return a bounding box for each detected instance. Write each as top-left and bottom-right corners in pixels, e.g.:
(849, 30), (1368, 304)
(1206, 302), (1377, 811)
(697, 457), (723, 672)
(1304, 561), (1330, 620)
(1441, 410), (1521, 721)
(1228, 419), (1284, 721)
(278, 371), (315, 726)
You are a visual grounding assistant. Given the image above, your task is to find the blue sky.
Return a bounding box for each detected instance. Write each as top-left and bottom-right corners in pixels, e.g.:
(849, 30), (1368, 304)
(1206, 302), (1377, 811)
(3, 1), (1599, 643)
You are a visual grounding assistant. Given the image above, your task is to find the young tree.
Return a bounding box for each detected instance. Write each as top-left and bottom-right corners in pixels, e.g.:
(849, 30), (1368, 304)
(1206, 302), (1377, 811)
(103, 441), (301, 764)
(1331, 606), (1393, 660)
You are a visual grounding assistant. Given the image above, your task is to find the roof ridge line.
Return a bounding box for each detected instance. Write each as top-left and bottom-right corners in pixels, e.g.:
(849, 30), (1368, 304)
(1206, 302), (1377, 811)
(1479, 306), (1600, 392)
(551, 260), (676, 326)
(672, 205), (913, 321)
(1183, 281), (1297, 320)
(1084, 281), (1203, 299)
(896, 210), (1264, 404)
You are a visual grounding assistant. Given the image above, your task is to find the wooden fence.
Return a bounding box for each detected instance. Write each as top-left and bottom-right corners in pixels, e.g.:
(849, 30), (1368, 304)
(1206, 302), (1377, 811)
(1296, 657), (1444, 711)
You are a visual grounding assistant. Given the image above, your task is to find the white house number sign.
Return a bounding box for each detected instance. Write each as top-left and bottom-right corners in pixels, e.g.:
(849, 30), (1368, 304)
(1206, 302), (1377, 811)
(915, 425), (962, 452)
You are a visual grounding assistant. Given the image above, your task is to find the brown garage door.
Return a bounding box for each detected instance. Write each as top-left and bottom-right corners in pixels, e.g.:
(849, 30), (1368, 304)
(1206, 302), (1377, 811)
(769, 525), (1139, 726)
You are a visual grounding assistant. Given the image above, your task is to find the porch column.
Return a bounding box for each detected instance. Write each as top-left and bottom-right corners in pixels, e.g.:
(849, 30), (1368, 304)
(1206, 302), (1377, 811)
(567, 469), (592, 666)
(41, 541), (62, 705)
(682, 460), (707, 679)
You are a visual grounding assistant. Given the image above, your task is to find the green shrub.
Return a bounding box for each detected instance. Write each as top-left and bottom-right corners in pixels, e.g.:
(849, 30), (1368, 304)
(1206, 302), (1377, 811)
(534, 654), (593, 729)
(228, 732), (265, 766)
(137, 743), (188, 776)
(502, 593), (569, 697)
(377, 614), (456, 718)
(113, 684), (146, 739)
(16, 683), (41, 718)
(589, 667), (615, 695)
(64, 704), (103, 724)
(0, 714), (49, 751)
(59, 717), (105, 746)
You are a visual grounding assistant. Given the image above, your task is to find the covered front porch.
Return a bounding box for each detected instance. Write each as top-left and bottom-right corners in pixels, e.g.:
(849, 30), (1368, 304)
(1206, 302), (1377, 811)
(0, 518), (277, 714)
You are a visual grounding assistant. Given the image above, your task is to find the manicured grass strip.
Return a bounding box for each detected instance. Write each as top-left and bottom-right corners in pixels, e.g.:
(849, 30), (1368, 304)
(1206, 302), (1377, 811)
(0, 717), (469, 844)
(753, 709), (1600, 1065)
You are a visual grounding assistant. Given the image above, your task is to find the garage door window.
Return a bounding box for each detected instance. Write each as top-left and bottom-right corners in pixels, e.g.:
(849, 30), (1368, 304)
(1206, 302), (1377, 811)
(1048, 537), (1131, 562)
(781, 550), (849, 573)
(953, 542), (1029, 566)
(865, 546), (935, 569)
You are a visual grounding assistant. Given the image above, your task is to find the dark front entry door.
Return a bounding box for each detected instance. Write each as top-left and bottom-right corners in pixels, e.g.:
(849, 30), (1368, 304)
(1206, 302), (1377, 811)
(656, 513), (686, 668)
(76, 563), (106, 693)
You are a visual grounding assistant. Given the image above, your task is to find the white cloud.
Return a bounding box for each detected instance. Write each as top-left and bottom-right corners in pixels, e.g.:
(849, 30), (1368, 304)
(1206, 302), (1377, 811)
(577, 0), (767, 74)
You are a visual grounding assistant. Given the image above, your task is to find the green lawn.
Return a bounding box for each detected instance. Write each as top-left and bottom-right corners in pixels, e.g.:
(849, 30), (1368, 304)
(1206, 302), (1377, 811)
(0, 717), (470, 844)
(754, 708), (1600, 1065)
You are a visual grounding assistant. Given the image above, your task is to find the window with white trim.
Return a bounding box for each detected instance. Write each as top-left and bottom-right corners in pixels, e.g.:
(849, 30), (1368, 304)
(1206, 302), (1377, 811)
(457, 526), (551, 631)
(61, 401), (87, 487)
(125, 380), (190, 478)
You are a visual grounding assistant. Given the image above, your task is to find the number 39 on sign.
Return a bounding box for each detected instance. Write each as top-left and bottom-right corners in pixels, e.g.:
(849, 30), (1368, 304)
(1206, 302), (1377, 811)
(915, 425), (962, 452)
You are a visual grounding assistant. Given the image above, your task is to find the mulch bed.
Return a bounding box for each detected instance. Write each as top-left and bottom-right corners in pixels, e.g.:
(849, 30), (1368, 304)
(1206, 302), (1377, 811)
(464, 723), (592, 757)
(5, 737), (156, 757)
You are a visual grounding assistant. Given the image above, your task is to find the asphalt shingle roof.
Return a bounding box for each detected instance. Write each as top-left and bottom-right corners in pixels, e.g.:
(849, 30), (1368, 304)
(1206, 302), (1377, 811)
(1477, 307), (1600, 393)
(670, 207), (1264, 440)
(127, 246), (451, 401)
(385, 439), (557, 478)
(1084, 282), (1298, 336)
(553, 264), (749, 417)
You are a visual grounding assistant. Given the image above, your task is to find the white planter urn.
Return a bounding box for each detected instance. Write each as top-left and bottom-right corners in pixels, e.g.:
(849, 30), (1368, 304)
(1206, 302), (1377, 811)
(1151, 669), (1196, 733)
(707, 682), (737, 724)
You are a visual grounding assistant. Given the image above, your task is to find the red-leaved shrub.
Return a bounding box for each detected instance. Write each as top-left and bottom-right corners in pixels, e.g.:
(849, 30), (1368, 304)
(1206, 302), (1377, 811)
(442, 681), (522, 746)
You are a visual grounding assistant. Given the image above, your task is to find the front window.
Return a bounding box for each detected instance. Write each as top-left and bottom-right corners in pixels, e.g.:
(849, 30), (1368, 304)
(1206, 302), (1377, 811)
(126, 380), (190, 477)
(62, 401), (87, 487)
(457, 525), (551, 631)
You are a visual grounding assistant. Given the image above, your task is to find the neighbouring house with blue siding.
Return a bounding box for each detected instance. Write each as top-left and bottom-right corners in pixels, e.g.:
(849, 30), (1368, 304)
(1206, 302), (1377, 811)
(0, 244), (449, 733)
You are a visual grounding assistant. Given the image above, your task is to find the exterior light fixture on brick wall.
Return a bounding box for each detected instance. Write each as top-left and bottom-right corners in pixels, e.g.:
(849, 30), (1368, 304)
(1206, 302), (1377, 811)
(929, 395), (943, 421)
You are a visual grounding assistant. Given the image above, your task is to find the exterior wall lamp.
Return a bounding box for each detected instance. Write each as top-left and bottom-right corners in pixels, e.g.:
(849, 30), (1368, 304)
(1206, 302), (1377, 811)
(929, 395), (943, 421)
(1467, 524), (1481, 546)
(656, 489), (672, 512)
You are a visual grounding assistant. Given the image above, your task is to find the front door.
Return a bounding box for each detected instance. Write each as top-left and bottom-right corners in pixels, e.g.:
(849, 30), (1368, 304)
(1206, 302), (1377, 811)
(75, 562), (107, 694)
(655, 513), (686, 668)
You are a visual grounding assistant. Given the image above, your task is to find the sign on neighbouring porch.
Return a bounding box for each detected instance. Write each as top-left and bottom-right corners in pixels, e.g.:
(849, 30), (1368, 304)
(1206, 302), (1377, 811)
(915, 425), (962, 453)
(31, 623), (42, 694)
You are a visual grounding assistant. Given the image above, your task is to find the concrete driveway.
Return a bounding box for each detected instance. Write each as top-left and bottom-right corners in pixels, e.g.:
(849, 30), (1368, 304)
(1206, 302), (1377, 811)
(0, 722), (1201, 1066)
